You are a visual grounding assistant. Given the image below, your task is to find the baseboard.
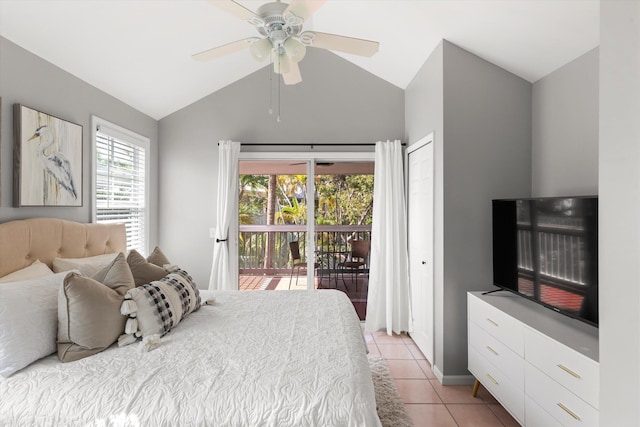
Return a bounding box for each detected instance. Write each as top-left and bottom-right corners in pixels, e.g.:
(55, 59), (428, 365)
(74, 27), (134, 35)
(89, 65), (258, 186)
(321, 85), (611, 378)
(433, 365), (475, 386)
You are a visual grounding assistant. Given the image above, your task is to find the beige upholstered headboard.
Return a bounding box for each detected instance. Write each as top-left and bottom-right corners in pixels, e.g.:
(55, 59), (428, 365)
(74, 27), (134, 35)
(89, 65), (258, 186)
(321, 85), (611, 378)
(0, 218), (126, 278)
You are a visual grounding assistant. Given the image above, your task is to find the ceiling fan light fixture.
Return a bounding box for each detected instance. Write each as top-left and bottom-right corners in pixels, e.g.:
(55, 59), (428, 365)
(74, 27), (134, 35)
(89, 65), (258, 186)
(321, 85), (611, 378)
(284, 37), (306, 62)
(249, 37), (273, 62)
(272, 51), (291, 75)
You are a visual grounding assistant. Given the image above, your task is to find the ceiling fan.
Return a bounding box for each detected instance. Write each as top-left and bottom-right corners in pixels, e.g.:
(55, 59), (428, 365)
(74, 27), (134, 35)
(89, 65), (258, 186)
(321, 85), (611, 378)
(193, 0), (380, 85)
(290, 161), (335, 166)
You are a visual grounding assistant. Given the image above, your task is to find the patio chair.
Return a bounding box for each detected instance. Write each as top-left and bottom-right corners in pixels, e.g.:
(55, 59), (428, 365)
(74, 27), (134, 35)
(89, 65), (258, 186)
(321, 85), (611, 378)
(289, 241), (319, 289)
(338, 240), (370, 291)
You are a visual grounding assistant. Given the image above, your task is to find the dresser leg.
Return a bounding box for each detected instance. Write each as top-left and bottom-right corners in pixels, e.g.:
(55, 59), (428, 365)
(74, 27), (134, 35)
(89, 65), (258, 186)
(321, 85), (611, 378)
(472, 379), (480, 397)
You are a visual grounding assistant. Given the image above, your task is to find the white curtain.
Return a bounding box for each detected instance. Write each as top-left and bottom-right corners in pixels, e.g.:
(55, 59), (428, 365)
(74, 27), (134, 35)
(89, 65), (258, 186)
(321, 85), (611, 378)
(208, 141), (240, 290)
(365, 140), (412, 334)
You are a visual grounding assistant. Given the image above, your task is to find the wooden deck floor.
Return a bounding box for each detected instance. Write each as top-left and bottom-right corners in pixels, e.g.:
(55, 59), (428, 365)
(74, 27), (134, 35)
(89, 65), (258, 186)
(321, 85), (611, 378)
(239, 274), (368, 320)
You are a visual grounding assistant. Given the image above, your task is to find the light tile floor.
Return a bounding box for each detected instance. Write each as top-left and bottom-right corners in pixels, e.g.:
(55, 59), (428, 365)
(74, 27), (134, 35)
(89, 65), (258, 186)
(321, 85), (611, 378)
(365, 331), (521, 427)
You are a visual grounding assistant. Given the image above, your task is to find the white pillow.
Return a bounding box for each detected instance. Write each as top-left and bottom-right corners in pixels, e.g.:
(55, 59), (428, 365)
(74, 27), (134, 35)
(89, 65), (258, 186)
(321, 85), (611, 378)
(53, 253), (118, 276)
(0, 272), (70, 377)
(0, 260), (54, 283)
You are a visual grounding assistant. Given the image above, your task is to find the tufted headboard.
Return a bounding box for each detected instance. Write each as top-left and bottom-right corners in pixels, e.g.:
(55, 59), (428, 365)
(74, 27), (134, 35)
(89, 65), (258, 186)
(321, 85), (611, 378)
(0, 218), (126, 278)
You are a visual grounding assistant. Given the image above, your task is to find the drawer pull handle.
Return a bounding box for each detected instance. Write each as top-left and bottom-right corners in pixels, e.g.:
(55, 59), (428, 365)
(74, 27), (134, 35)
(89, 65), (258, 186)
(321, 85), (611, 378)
(557, 403), (581, 421)
(486, 346), (499, 356)
(486, 318), (499, 327)
(485, 373), (499, 385)
(557, 364), (581, 379)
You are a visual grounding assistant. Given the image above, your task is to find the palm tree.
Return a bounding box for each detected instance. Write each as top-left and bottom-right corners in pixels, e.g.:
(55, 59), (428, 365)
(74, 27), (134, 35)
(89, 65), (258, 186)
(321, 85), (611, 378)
(263, 175), (277, 269)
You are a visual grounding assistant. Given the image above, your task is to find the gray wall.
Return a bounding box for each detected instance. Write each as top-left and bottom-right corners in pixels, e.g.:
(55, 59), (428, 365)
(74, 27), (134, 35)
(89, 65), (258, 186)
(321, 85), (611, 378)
(532, 48), (599, 197)
(0, 37), (160, 248)
(405, 40), (532, 381)
(405, 41), (446, 379)
(158, 48), (405, 286)
(599, 1), (640, 425)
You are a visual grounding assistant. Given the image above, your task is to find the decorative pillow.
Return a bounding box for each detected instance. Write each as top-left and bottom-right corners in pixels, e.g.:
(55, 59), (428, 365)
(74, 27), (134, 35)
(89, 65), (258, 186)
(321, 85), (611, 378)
(147, 246), (171, 267)
(0, 272), (70, 377)
(120, 267), (201, 344)
(53, 252), (119, 276)
(0, 260), (54, 283)
(57, 253), (134, 362)
(127, 249), (169, 287)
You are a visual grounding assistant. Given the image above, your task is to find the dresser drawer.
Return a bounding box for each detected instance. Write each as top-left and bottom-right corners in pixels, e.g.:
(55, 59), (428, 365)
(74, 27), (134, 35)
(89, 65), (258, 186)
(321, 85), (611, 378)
(525, 396), (562, 427)
(468, 293), (524, 356)
(526, 363), (598, 427)
(469, 321), (524, 389)
(525, 328), (599, 408)
(469, 347), (524, 424)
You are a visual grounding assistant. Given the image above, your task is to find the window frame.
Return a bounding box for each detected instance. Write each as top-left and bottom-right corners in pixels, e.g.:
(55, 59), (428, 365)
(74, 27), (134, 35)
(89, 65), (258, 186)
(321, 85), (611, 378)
(91, 116), (150, 255)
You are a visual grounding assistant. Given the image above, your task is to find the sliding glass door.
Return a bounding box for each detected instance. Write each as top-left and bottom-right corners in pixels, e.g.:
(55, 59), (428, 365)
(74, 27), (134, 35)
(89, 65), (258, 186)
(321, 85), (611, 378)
(237, 152), (374, 300)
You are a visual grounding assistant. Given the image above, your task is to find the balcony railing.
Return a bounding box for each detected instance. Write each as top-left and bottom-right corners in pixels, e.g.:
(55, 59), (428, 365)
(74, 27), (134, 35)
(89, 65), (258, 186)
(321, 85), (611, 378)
(517, 223), (590, 290)
(239, 224), (371, 274)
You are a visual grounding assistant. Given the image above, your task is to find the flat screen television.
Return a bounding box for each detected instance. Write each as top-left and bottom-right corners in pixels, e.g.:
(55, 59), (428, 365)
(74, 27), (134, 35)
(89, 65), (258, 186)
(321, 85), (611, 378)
(492, 196), (598, 327)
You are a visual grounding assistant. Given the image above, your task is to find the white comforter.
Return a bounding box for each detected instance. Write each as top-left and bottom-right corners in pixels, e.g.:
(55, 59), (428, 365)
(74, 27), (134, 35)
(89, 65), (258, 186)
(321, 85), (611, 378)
(0, 290), (381, 427)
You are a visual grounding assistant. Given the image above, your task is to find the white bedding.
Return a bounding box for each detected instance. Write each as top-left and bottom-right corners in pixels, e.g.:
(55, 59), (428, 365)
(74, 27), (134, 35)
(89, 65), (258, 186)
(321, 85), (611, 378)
(0, 289), (381, 427)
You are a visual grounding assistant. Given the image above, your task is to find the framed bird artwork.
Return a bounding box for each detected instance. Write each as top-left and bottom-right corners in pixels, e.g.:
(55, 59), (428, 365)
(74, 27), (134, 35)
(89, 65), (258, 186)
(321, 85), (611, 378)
(13, 104), (82, 207)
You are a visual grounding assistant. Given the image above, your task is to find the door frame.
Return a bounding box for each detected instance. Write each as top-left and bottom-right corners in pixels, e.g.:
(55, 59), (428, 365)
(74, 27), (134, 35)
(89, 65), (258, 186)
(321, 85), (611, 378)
(238, 150), (375, 289)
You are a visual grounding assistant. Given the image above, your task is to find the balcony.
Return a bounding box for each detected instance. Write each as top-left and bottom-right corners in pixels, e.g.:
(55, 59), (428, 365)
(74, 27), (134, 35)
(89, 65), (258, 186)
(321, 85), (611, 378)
(516, 222), (596, 314)
(238, 224), (371, 320)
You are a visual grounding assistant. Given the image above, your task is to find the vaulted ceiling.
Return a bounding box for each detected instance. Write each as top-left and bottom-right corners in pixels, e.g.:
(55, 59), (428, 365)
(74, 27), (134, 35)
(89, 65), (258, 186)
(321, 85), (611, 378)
(0, 0), (599, 120)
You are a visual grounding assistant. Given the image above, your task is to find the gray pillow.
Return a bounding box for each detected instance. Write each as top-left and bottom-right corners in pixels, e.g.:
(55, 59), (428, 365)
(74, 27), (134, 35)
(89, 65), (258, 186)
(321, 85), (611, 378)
(147, 246), (171, 267)
(57, 253), (134, 362)
(127, 250), (167, 287)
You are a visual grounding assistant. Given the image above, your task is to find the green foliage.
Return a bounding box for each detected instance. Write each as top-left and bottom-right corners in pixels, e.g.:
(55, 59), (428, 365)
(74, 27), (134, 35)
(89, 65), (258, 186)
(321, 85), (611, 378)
(315, 174), (374, 225)
(275, 196), (306, 224)
(239, 173), (373, 226)
(238, 175), (268, 225)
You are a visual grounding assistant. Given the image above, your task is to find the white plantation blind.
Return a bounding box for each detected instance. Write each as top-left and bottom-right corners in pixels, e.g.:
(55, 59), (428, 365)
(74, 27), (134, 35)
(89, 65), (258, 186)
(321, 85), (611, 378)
(94, 119), (149, 254)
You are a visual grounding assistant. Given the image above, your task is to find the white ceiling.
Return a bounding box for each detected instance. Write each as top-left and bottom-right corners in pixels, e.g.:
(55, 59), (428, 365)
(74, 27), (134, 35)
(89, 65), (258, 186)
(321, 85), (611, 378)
(0, 0), (599, 120)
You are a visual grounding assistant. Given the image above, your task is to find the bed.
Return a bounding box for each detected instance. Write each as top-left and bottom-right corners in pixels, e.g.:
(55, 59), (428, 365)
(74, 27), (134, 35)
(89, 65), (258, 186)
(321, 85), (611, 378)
(0, 218), (380, 426)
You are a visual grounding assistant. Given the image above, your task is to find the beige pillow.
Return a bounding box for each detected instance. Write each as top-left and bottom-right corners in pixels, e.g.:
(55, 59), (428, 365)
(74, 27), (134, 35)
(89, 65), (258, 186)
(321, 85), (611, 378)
(53, 253), (119, 276)
(147, 246), (170, 267)
(0, 260), (54, 283)
(127, 250), (167, 287)
(57, 253), (134, 362)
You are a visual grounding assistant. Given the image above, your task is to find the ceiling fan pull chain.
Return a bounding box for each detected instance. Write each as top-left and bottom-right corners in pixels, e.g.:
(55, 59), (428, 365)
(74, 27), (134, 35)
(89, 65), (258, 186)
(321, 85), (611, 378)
(268, 55), (274, 116)
(277, 56), (282, 123)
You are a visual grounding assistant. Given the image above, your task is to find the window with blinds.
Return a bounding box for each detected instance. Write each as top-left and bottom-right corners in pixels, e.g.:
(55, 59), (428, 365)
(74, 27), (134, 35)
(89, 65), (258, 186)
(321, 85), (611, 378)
(93, 119), (149, 254)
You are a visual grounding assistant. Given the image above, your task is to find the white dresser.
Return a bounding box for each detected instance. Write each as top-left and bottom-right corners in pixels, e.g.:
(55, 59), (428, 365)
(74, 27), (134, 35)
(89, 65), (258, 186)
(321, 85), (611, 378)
(467, 291), (599, 426)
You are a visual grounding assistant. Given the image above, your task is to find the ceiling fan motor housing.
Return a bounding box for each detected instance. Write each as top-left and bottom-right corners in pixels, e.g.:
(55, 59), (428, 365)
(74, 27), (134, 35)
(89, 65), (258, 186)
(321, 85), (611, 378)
(256, 1), (303, 51)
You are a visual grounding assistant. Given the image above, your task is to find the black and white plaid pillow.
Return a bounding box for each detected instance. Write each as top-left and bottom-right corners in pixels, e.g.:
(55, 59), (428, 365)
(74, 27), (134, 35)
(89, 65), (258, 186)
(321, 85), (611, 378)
(119, 268), (201, 342)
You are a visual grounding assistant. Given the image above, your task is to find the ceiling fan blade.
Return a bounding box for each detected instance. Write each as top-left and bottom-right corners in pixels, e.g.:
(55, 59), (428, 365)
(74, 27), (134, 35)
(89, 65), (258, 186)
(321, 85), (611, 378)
(283, 0), (327, 22)
(282, 60), (302, 85)
(299, 31), (379, 57)
(192, 38), (259, 61)
(208, 0), (264, 26)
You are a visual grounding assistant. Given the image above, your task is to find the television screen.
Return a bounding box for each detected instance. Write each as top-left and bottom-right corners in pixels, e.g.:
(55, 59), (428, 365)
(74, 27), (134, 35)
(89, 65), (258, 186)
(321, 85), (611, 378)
(493, 196), (598, 326)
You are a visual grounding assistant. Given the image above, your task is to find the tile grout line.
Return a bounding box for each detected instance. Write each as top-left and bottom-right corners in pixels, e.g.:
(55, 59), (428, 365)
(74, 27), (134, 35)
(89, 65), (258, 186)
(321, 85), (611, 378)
(371, 332), (514, 427)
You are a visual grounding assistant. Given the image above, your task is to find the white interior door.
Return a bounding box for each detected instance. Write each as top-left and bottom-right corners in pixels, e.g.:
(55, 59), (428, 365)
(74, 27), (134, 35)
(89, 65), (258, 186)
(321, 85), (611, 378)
(407, 134), (434, 363)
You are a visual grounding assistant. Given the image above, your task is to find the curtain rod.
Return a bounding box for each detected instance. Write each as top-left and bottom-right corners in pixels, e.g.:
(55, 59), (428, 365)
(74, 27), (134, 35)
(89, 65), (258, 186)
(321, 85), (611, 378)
(218, 142), (406, 146)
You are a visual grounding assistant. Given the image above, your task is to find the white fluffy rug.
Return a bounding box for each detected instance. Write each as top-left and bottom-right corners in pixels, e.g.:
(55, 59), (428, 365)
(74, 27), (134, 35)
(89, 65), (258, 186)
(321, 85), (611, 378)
(369, 355), (413, 427)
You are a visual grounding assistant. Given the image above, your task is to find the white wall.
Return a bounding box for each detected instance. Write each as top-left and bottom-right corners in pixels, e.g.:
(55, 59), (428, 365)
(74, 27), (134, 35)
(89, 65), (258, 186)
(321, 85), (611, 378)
(0, 37), (160, 248)
(158, 48), (405, 286)
(599, 1), (640, 425)
(532, 48), (599, 197)
(405, 40), (532, 381)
